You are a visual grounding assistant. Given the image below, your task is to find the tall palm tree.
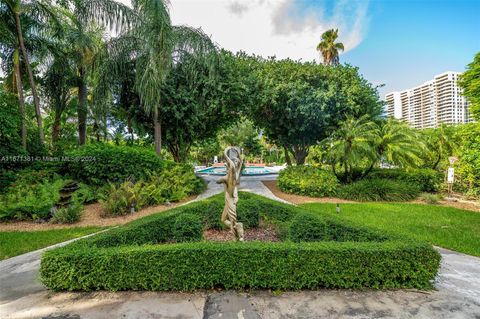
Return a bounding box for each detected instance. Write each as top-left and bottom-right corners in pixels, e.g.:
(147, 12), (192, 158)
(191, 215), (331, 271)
(0, 1), (52, 148)
(1, 0), (59, 145)
(322, 115), (378, 182)
(316, 28), (344, 66)
(101, 0), (217, 156)
(58, 0), (133, 145)
(423, 124), (457, 169)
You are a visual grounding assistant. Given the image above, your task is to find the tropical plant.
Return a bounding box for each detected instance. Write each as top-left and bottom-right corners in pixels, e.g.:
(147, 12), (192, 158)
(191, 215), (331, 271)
(421, 124), (458, 170)
(373, 118), (422, 169)
(316, 28), (344, 66)
(322, 116), (378, 182)
(100, 0), (217, 156)
(458, 52), (480, 121)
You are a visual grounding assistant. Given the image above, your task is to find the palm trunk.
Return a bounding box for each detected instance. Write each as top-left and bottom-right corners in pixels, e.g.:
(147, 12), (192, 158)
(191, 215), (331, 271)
(14, 12), (44, 144)
(13, 49), (27, 150)
(52, 110), (62, 147)
(77, 66), (88, 145)
(153, 107), (162, 156)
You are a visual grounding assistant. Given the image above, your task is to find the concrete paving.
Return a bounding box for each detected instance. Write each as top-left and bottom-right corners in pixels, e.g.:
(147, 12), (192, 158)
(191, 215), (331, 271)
(1, 175), (480, 318)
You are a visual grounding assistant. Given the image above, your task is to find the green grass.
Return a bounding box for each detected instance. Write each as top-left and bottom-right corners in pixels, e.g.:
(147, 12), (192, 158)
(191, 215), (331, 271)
(302, 202), (480, 257)
(0, 227), (105, 260)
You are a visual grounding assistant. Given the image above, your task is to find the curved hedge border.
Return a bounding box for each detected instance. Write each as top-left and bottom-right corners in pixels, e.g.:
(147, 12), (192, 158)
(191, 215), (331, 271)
(40, 193), (440, 291)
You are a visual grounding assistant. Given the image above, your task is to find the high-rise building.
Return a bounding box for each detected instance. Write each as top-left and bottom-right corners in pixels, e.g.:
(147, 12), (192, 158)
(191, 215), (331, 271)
(385, 72), (471, 129)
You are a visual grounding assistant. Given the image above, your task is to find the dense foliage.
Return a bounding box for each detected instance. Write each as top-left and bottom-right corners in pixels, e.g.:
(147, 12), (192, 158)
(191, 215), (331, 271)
(339, 179), (421, 202)
(458, 52), (480, 120)
(40, 193), (440, 291)
(278, 166), (338, 197)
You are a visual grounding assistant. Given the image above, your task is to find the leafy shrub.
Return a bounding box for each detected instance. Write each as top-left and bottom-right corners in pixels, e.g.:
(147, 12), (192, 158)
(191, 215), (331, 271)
(51, 202), (83, 224)
(367, 168), (442, 192)
(99, 181), (143, 216)
(419, 193), (443, 204)
(0, 178), (64, 221)
(172, 213), (203, 242)
(278, 166), (339, 197)
(72, 183), (97, 204)
(339, 179), (421, 202)
(64, 144), (171, 185)
(99, 166), (206, 216)
(288, 213), (329, 242)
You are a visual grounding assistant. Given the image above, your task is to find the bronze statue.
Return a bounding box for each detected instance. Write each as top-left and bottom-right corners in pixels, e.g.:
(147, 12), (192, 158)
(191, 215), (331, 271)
(216, 147), (244, 241)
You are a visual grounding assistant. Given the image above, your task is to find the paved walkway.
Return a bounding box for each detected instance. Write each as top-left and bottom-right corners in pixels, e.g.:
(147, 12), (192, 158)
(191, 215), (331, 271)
(1, 175), (480, 319)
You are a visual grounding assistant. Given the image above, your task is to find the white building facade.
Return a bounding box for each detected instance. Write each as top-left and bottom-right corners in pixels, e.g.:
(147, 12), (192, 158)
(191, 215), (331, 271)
(385, 72), (472, 129)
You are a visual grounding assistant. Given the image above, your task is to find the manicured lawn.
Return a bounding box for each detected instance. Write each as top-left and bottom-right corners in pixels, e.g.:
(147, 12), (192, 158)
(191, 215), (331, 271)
(302, 202), (480, 257)
(0, 227), (105, 260)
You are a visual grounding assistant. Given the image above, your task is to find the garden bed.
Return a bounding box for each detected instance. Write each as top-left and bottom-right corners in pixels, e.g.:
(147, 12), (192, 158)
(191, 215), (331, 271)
(40, 193), (440, 291)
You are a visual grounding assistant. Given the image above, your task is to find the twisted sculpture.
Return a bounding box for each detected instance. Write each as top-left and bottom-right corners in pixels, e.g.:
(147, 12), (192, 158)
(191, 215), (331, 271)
(216, 146), (244, 241)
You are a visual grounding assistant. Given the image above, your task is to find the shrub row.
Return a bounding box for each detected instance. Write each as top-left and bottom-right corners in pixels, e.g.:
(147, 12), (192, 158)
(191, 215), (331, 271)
(367, 168), (442, 192)
(278, 166), (339, 197)
(338, 179), (421, 202)
(41, 240), (440, 291)
(40, 193), (440, 291)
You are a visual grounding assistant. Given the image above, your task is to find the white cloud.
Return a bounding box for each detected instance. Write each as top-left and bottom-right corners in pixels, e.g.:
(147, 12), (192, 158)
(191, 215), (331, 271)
(119, 0), (370, 62)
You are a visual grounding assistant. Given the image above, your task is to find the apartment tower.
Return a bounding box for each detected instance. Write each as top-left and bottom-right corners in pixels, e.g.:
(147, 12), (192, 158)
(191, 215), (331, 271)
(385, 72), (471, 129)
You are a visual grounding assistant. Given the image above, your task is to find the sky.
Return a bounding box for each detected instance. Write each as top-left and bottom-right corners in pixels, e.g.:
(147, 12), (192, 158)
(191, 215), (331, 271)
(121, 0), (480, 98)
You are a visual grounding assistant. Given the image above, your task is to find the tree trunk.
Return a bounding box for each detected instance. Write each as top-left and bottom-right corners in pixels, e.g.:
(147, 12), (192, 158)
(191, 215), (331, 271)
(77, 66), (88, 145)
(14, 12), (44, 144)
(153, 107), (162, 156)
(293, 145), (308, 165)
(283, 145), (292, 166)
(432, 153), (441, 170)
(13, 49), (27, 150)
(52, 110), (62, 147)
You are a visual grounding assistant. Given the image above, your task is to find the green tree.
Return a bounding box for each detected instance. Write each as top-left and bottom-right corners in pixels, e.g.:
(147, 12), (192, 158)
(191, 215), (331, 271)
(249, 59), (383, 165)
(101, 0), (217, 156)
(373, 118), (422, 169)
(422, 124), (457, 170)
(455, 122), (480, 196)
(316, 28), (344, 66)
(322, 116), (377, 182)
(458, 52), (480, 120)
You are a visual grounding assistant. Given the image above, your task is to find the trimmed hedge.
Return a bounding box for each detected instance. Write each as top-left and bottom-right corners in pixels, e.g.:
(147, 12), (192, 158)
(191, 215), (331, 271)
(339, 178), (421, 202)
(40, 193), (440, 291)
(278, 166), (339, 197)
(367, 168), (442, 193)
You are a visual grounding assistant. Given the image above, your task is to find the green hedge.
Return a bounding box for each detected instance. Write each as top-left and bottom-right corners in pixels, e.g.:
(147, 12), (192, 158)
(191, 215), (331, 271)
(278, 166), (339, 197)
(367, 168), (442, 192)
(40, 193), (440, 291)
(339, 179), (421, 202)
(64, 144), (172, 185)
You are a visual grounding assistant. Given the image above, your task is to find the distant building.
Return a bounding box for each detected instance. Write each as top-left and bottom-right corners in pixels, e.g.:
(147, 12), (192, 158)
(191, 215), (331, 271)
(385, 72), (472, 129)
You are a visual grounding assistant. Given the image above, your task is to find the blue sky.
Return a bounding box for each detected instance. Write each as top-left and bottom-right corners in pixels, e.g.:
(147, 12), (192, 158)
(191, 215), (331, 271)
(129, 0), (480, 98)
(339, 0), (480, 97)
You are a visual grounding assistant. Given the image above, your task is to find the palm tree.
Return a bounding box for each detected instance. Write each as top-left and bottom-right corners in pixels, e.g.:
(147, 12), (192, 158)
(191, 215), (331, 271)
(316, 28), (344, 66)
(101, 0), (217, 156)
(0, 1), (52, 148)
(322, 115), (378, 182)
(58, 0), (133, 145)
(1, 0), (60, 145)
(423, 124), (457, 169)
(372, 118), (422, 169)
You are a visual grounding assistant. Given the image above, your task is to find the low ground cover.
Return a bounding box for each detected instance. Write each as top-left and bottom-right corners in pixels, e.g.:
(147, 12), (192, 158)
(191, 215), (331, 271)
(302, 202), (480, 257)
(0, 226), (104, 260)
(40, 193), (440, 291)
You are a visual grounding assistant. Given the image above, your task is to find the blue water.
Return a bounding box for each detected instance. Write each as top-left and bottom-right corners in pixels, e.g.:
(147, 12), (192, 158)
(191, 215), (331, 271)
(196, 166), (277, 176)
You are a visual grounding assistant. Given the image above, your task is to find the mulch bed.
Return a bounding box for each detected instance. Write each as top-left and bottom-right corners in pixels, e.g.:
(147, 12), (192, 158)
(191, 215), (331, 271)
(204, 223), (280, 242)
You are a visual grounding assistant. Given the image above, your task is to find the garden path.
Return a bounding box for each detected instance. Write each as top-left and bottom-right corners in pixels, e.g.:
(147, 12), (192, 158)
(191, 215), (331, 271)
(0, 175), (479, 318)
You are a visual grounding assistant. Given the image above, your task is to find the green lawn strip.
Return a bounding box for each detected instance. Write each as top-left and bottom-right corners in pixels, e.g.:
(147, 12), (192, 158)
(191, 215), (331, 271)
(301, 202), (480, 257)
(0, 227), (106, 260)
